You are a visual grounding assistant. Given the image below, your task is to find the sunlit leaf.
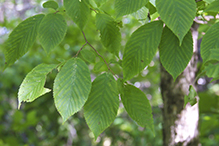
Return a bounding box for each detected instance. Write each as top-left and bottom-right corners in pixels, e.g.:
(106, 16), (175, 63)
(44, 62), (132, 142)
(18, 64), (57, 109)
(84, 73), (119, 139)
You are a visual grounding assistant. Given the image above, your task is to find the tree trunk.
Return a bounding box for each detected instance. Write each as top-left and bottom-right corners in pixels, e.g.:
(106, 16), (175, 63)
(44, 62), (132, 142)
(160, 23), (200, 146)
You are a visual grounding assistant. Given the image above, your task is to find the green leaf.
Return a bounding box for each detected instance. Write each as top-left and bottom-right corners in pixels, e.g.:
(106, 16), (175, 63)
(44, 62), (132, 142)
(93, 61), (107, 72)
(3, 14), (44, 69)
(53, 58), (91, 122)
(18, 64), (57, 109)
(93, 0), (108, 6)
(203, 0), (216, 4)
(43, 1), (59, 10)
(121, 84), (154, 134)
(156, 0), (196, 45)
(64, 0), (90, 30)
(146, 2), (157, 15)
(205, 0), (219, 12)
(203, 63), (219, 79)
(159, 26), (193, 80)
(131, 6), (149, 24)
(207, 49), (219, 62)
(84, 73), (119, 139)
(117, 78), (124, 95)
(201, 22), (219, 63)
(80, 49), (96, 63)
(38, 13), (67, 54)
(122, 21), (163, 81)
(184, 85), (198, 108)
(115, 0), (149, 18)
(96, 13), (121, 56)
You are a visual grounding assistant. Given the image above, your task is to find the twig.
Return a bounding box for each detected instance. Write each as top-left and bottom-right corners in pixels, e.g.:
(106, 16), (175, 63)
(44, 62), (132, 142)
(74, 42), (87, 57)
(90, 8), (98, 13)
(81, 31), (116, 76)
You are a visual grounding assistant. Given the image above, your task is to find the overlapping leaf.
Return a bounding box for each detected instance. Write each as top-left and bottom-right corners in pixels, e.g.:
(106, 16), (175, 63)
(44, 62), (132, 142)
(43, 1), (59, 10)
(18, 64), (57, 109)
(115, 0), (149, 18)
(53, 58), (91, 122)
(201, 22), (219, 63)
(122, 20), (163, 81)
(84, 73), (119, 139)
(80, 49), (96, 63)
(156, 0), (196, 45)
(159, 27), (193, 80)
(38, 13), (67, 54)
(121, 84), (154, 134)
(205, 0), (219, 12)
(96, 13), (121, 56)
(203, 63), (219, 80)
(4, 14), (44, 69)
(64, 0), (90, 30)
(184, 85), (198, 108)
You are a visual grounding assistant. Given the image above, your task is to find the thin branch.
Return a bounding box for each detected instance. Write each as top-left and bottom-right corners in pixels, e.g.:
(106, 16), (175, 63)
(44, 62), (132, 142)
(90, 8), (98, 13)
(81, 31), (117, 76)
(74, 42), (88, 57)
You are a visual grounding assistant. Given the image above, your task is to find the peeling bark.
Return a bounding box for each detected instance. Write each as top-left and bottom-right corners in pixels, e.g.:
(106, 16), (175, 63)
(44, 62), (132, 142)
(160, 23), (200, 146)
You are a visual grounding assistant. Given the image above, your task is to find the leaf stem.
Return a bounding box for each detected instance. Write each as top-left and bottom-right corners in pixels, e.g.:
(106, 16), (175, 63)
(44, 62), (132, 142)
(81, 31), (117, 76)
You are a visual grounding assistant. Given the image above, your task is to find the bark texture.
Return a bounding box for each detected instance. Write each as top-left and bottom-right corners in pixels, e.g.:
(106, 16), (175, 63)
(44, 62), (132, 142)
(160, 23), (200, 146)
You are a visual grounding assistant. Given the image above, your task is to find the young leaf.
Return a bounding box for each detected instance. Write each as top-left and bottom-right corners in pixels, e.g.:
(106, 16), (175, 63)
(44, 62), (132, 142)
(80, 49), (96, 63)
(201, 22), (219, 63)
(18, 64), (57, 109)
(184, 85), (198, 108)
(122, 20), (163, 81)
(38, 13), (67, 54)
(156, 0), (196, 45)
(96, 13), (121, 56)
(159, 26), (193, 80)
(121, 84), (154, 134)
(115, 0), (149, 18)
(93, 61), (107, 72)
(53, 58), (91, 122)
(204, 0), (219, 12)
(43, 1), (59, 10)
(4, 14), (45, 69)
(64, 0), (90, 30)
(84, 73), (119, 139)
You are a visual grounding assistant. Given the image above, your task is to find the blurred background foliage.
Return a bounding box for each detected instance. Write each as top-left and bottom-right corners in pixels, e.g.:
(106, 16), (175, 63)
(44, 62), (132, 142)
(0, 0), (219, 145)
